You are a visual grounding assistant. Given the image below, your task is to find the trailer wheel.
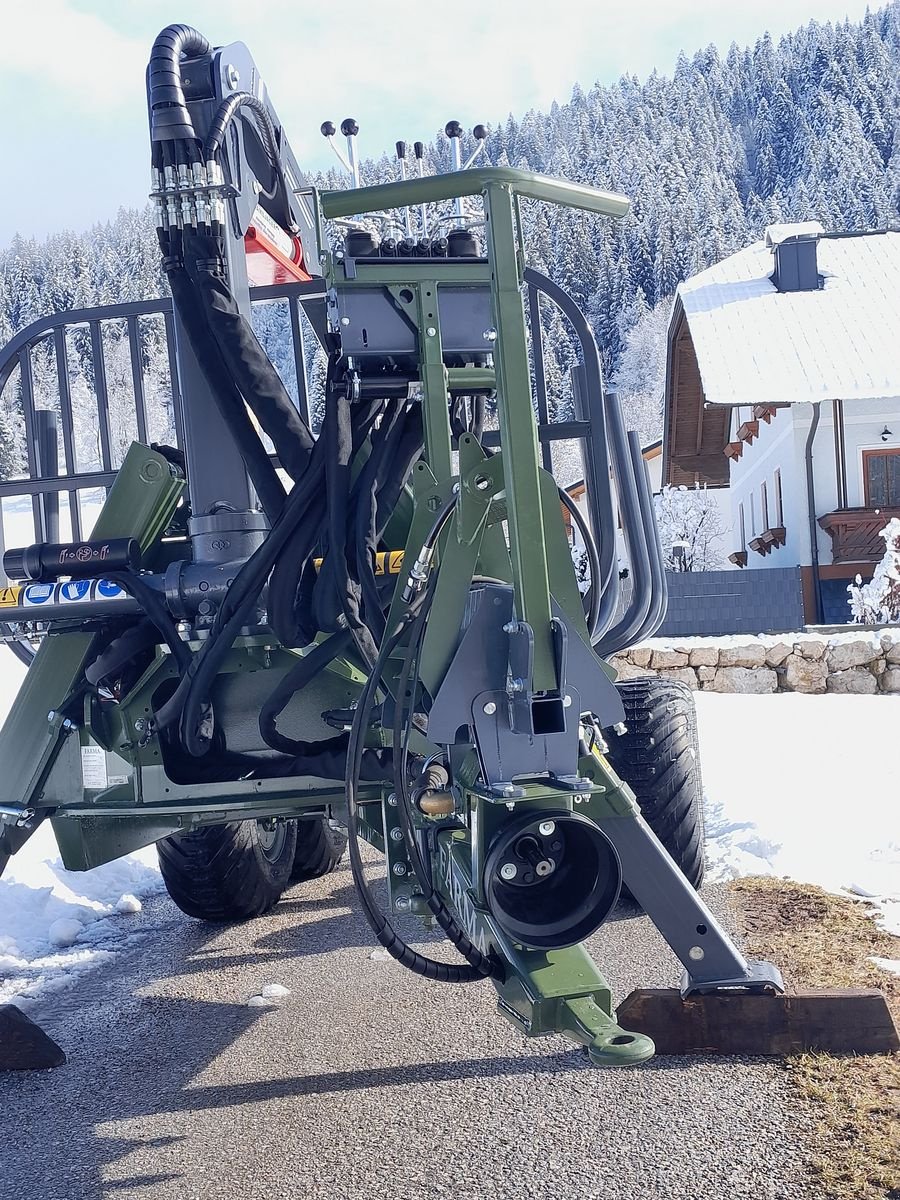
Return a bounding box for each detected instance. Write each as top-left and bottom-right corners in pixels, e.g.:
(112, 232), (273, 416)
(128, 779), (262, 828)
(604, 677), (705, 899)
(157, 818), (298, 922)
(290, 817), (347, 883)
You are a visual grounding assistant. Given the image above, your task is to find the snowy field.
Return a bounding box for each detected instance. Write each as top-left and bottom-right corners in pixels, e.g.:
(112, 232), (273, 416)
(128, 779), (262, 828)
(0, 649), (898, 1004)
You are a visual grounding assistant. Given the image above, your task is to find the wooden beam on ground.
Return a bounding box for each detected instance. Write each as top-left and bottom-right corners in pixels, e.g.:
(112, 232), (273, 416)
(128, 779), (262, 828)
(617, 988), (900, 1057)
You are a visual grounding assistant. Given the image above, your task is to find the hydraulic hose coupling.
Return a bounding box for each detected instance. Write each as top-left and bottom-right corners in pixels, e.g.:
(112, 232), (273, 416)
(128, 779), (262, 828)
(401, 546), (434, 603)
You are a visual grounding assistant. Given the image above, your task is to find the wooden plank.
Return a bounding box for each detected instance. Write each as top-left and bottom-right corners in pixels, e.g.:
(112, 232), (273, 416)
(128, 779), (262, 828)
(617, 988), (900, 1057)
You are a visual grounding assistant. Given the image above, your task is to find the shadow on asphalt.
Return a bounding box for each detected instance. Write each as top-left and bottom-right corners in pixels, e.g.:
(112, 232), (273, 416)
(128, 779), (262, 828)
(2, 868), (699, 1199)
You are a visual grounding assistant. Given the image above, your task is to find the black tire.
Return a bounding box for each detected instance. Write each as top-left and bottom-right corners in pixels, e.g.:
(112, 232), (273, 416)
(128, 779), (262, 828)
(157, 818), (298, 921)
(604, 677), (705, 899)
(290, 817), (347, 882)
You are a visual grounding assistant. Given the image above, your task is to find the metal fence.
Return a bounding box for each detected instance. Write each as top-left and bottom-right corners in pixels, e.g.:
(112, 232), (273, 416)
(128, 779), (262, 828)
(0, 283), (320, 562)
(0, 271), (611, 576)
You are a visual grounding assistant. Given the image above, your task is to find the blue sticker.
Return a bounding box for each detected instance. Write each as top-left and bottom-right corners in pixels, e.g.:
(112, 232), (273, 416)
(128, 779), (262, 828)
(59, 579), (92, 603)
(96, 579), (124, 600)
(22, 583), (55, 606)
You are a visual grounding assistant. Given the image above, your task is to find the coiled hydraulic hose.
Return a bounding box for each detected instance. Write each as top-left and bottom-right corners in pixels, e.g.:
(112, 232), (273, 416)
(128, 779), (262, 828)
(148, 25), (210, 151)
(345, 495), (497, 982)
(204, 92), (280, 169)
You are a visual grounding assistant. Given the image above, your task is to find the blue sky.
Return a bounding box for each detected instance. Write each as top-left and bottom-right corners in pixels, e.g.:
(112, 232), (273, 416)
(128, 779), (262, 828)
(0, 0), (873, 241)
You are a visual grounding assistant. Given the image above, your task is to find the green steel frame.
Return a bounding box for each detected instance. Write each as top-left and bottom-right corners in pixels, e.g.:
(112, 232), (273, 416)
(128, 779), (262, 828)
(0, 166), (682, 1062)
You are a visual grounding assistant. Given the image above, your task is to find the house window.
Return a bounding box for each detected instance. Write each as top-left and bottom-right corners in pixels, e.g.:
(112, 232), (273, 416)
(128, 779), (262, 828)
(738, 503), (746, 550)
(863, 449), (900, 507)
(749, 493), (757, 536)
(774, 469), (783, 526)
(760, 481), (769, 530)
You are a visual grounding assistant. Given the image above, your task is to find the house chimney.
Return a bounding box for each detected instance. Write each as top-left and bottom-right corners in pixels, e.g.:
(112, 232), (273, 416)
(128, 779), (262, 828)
(765, 221), (824, 293)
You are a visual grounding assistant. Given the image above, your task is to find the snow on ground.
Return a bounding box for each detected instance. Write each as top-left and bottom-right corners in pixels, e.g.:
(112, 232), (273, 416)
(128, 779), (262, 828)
(0, 652), (164, 1006)
(696, 690), (900, 943)
(642, 629), (900, 651)
(0, 646), (898, 1003)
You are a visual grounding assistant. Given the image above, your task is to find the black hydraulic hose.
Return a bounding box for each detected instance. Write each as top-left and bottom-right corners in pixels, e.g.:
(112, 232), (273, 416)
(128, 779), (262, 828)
(108, 572), (191, 674)
(392, 588), (498, 977)
(373, 405), (424, 534)
(345, 606), (488, 983)
(523, 271), (618, 603)
(182, 227), (315, 483)
(204, 93), (279, 165)
(268, 394), (383, 648)
(317, 385), (379, 667)
(204, 93), (296, 231)
(164, 432), (331, 751)
(161, 233), (287, 521)
(352, 398), (407, 642)
(148, 25), (210, 150)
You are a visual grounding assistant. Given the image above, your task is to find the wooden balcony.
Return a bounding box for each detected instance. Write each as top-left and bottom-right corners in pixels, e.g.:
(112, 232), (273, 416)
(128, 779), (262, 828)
(818, 507), (900, 564)
(737, 419), (759, 444)
(753, 404), (779, 424)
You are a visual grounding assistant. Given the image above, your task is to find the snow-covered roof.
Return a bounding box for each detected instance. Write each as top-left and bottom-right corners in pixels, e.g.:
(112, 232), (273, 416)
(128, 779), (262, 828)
(677, 228), (900, 406)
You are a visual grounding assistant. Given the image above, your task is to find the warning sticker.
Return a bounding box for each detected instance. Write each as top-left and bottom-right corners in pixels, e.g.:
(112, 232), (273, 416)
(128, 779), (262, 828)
(388, 551), (405, 574)
(59, 579), (92, 603)
(22, 583), (56, 607)
(81, 745), (108, 790)
(0, 586), (21, 607)
(96, 579), (124, 600)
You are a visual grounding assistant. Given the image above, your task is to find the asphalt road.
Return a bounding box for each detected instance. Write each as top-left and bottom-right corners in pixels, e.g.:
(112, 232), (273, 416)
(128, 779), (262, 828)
(2, 867), (814, 1200)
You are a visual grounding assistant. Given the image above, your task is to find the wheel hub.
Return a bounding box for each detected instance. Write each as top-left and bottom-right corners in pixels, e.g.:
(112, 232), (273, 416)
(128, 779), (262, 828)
(256, 819), (287, 862)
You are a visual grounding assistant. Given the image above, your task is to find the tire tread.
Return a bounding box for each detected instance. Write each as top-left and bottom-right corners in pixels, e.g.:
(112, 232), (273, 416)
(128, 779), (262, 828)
(605, 676), (705, 895)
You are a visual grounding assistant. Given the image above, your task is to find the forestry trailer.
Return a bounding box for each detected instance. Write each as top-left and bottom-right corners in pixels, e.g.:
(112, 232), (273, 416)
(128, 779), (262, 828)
(0, 24), (895, 1064)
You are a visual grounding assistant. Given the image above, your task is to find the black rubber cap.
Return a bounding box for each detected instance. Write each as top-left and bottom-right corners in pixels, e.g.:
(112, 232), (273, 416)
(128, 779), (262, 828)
(344, 231), (379, 258)
(341, 118), (359, 137)
(413, 141), (425, 158)
(448, 229), (478, 257)
(473, 124), (488, 140)
(320, 120), (336, 137)
(444, 120), (463, 139)
(395, 140), (407, 159)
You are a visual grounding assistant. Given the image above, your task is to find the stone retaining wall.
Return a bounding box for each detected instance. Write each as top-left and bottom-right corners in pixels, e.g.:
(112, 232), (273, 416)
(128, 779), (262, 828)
(609, 633), (900, 694)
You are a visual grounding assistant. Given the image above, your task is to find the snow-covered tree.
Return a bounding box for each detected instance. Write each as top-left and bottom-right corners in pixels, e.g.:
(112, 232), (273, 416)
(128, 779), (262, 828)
(614, 297), (674, 444)
(3, 3), (900, 480)
(654, 484), (725, 571)
(847, 518), (900, 624)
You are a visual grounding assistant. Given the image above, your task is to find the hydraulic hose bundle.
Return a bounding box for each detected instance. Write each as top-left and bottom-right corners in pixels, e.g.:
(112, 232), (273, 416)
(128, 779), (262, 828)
(144, 26), (429, 770)
(149, 25), (313, 518)
(143, 25), (488, 985)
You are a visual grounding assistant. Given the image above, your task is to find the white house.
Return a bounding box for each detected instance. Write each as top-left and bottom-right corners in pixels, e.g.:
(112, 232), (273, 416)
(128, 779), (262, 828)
(663, 222), (900, 623)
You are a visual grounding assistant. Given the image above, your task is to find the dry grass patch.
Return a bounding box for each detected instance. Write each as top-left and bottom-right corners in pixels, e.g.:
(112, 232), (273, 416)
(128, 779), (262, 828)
(731, 877), (900, 1200)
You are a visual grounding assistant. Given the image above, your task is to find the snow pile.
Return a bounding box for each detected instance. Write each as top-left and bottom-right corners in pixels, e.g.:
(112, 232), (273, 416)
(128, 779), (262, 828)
(697, 691), (900, 941)
(0, 653), (163, 1005)
(642, 629), (900, 653)
(247, 983), (292, 1007)
(0, 822), (163, 1005)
